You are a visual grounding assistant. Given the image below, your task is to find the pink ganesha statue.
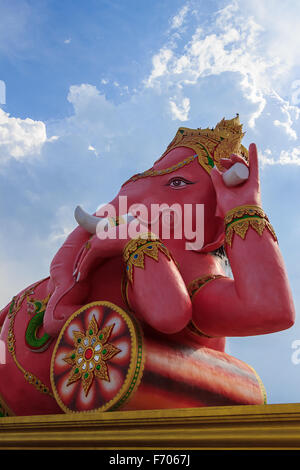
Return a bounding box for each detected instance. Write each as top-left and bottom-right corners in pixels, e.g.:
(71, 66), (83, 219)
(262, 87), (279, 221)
(0, 116), (295, 417)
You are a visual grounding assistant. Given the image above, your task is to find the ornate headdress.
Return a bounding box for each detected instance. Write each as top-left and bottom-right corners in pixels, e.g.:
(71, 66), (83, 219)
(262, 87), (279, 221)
(123, 115), (248, 185)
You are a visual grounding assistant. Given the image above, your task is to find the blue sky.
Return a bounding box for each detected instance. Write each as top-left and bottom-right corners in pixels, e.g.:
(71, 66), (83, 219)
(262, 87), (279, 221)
(0, 0), (300, 405)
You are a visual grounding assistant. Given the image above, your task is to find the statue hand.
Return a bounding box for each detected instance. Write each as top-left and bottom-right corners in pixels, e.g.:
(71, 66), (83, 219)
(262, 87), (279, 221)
(74, 218), (149, 282)
(210, 143), (262, 218)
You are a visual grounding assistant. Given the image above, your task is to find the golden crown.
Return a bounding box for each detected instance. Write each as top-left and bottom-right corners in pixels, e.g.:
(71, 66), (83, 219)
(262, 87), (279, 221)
(123, 115), (248, 185)
(155, 114), (248, 173)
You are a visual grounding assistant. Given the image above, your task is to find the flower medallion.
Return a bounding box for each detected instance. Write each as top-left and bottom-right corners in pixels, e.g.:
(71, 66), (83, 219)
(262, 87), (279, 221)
(63, 315), (121, 396)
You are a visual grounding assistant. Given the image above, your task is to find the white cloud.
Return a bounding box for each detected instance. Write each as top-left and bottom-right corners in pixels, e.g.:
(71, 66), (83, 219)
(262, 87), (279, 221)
(243, 0), (300, 78)
(42, 3), (300, 172)
(47, 205), (77, 245)
(65, 83), (122, 145)
(48, 135), (59, 142)
(270, 90), (300, 141)
(0, 203), (77, 307)
(143, 0), (300, 133)
(279, 148), (300, 165)
(169, 96), (190, 121)
(144, 4), (272, 125)
(88, 144), (98, 156)
(260, 147), (300, 167)
(274, 119), (297, 141)
(0, 108), (47, 163)
(170, 4), (189, 30)
(67, 83), (101, 111)
(64, 38), (71, 44)
(146, 48), (173, 88)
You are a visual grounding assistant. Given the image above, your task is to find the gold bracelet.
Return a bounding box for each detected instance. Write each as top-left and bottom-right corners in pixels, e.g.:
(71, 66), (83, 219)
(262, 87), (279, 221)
(123, 233), (172, 283)
(187, 274), (225, 300)
(224, 205), (267, 225)
(121, 273), (133, 311)
(224, 205), (278, 247)
(186, 274), (225, 338)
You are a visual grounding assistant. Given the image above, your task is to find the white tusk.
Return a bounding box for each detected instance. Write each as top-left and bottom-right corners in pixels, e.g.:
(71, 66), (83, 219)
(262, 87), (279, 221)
(74, 205), (106, 234)
(75, 206), (138, 234)
(222, 162), (249, 187)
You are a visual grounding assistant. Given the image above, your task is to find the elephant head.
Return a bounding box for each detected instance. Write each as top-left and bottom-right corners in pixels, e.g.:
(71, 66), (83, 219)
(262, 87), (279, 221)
(43, 115), (248, 336)
(76, 115), (248, 252)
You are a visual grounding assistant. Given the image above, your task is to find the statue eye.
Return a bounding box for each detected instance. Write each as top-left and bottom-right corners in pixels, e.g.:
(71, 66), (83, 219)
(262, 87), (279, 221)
(168, 177), (193, 188)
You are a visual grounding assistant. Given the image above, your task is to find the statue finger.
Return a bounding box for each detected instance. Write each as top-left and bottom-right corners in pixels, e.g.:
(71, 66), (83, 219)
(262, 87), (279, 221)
(230, 153), (249, 166)
(248, 143), (260, 182)
(219, 158), (233, 170)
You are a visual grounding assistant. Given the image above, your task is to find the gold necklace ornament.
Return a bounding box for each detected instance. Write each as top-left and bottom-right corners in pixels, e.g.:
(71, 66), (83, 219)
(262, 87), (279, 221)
(7, 284), (55, 398)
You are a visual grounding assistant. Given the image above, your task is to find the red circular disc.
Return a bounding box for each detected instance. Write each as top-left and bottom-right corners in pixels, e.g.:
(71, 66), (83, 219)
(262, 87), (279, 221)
(50, 301), (144, 414)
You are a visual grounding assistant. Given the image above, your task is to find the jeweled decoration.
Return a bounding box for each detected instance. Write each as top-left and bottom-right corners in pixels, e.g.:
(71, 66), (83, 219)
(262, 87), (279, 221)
(64, 315), (121, 396)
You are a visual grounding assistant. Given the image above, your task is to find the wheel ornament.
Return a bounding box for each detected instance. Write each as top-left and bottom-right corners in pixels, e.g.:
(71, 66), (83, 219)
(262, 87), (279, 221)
(50, 301), (144, 413)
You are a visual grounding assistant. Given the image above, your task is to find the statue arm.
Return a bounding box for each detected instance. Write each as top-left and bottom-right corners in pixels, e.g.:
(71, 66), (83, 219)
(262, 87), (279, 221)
(43, 225), (92, 335)
(125, 249), (192, 334)
(191, 144), (295, 337)
(191, 228), (295, 337)
(74, 227), (192, 335)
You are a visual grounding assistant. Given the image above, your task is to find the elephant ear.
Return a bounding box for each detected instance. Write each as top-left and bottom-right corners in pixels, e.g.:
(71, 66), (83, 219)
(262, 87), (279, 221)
(199, 216), (225, 253)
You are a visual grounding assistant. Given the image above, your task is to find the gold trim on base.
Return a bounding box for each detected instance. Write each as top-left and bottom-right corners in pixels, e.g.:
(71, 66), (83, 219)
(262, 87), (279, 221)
(1, 403), (300, 449)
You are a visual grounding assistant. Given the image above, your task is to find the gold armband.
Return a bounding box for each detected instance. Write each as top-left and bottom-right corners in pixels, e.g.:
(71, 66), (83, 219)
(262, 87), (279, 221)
(123, 233), (172, 283)
(187, 274), (225, 301)
(224, 205), (278, 247)
(186, 274), (225, 338)
(121, 273), (133, 311)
